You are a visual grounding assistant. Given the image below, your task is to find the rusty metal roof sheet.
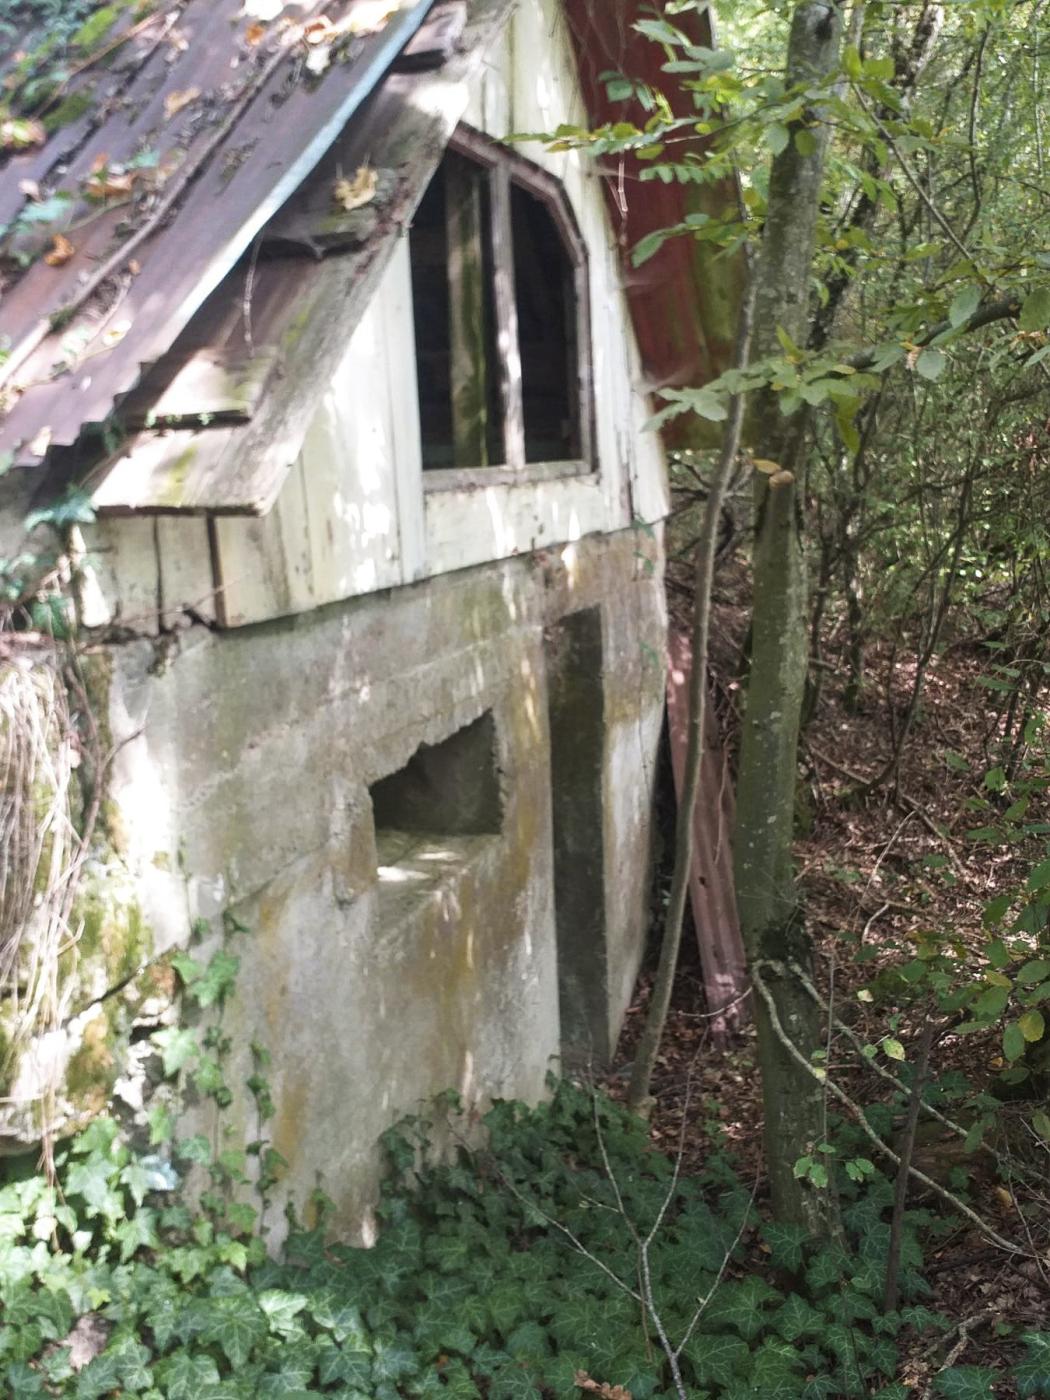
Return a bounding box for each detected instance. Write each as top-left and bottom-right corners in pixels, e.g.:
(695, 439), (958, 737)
(0, 0), (436, 466)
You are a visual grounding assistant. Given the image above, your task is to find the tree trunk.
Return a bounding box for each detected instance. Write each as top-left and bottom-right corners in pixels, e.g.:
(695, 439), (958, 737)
(733, 0), (844, 1231)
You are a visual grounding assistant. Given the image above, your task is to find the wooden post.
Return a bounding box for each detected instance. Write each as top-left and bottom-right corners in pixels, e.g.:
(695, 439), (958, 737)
(445, 159), (490, 466)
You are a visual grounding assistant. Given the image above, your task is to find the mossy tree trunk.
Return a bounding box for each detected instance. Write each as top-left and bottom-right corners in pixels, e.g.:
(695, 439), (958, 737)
(733, 0), (844, 1232)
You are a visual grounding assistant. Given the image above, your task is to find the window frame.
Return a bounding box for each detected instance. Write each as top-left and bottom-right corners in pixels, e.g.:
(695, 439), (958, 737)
(418, 124), (596, 491)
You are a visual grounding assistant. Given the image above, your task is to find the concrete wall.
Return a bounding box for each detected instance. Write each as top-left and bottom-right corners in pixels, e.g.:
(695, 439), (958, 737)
(12, 527), (664, 1233)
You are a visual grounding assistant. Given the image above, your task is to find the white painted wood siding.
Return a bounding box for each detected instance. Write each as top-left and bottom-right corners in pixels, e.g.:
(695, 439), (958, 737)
(99, 0), (669, 629)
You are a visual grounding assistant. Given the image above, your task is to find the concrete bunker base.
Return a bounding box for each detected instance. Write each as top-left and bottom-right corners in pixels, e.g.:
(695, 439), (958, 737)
(43, 526), (666, 1238)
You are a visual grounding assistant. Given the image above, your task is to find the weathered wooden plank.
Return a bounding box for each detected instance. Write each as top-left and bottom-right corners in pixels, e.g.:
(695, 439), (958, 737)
(488, 164), (525, 470)
(80, 519), (163, 634)
(156, 518), (218, 627)
(666, 627), (749, 1040)
(395, 0), (467, 70)
(213, 246), (412, 626)
(446, 157), (491, 466)
(119, 349), (279, 428)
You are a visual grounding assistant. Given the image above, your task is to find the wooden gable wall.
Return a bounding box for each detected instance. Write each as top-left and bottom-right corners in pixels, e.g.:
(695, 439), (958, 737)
(84, 0), (669, 632)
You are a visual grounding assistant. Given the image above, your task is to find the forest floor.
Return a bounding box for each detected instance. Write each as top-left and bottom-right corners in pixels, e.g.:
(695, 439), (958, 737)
(604, 555), (1049, 1392)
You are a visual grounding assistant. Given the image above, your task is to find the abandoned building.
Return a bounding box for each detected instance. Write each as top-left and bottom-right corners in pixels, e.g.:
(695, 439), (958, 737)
(0, 0), (731, 1232)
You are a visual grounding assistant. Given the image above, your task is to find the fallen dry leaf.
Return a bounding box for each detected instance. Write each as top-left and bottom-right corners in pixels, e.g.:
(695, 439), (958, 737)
(303, 16), (335, 43)
(43, 233), (76, 267)
(163, 86), (200, 120)
(333, 165), (378, 212)
(0, 116), (46, 150)
(574, 1373), (632, 1400)
(19, 178), (41, 201)
(305, 44), (332, 75)
(85, 169), (135, 199)
(244, 21), (267, 44)
(27, 426), (53, 459)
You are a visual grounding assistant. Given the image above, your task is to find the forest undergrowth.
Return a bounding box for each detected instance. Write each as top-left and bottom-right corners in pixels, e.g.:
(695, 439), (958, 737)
(610, 557), (1050, 1393)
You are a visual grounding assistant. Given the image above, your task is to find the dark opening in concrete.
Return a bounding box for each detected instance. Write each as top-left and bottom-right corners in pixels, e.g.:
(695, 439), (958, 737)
(369, 713), (503, 928)
(370, 712), (502, 839)
(545, 608), (609, 1068)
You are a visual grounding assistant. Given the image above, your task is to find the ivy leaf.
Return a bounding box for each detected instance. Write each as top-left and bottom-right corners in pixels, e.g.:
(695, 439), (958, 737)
(158, 1351), (221, 1400)
(774, 1294), (824, 1342)
(761, 1221), (811, 1271)
(193, 951), (241, 1009)
(934, 1365), (997, 1399)
(258, 1289), (309, 1337)
(1015, 1331), (1050, 1397)
(487, 1363), (545, 1400)
(202, 1293), (268, 1368)
(684, 1330), (751, 1388)
(153, 1027), (199, 1077)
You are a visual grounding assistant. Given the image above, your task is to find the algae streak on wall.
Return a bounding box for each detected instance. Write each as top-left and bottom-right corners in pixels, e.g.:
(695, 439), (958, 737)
(0, 641), (169, 1158)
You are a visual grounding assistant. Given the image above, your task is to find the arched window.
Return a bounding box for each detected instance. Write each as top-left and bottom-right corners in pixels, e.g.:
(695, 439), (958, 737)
(408, 126), (592, 476)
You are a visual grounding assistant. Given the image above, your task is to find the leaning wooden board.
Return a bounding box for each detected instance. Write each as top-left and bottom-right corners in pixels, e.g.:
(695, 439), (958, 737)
(666, 626), (750, 1039)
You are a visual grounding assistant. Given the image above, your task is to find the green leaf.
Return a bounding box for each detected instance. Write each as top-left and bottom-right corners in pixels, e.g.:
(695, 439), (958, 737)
(766, 123), (790, 155)
(794, 129), (817, 156)
(153, 1027), (199, 1077)
(761, 1221), (811, 1271)
(773, 1294), (824, 1342)
(915, 348), (946, 380)
(158, 1351), (221, 1400)
(193, 952), (241, 1009)
(258, 1289), (309, 1337)
(1032, 1111), (1050, 1145)
(882, 1037), (906, 1062)
(1019, 288), (1050, 332)
(1015, 1331), (1050, 1398)
(949, 286), (981, 327)
(933, 1365), (997, 1399)
(202, 1293), (267, 1368)
(1027, 859), (1050, 893)
(1003, 1021), (1026, 1063)
(1019, 1010), (1045, 1043)
(684, 1331), (750, 1388)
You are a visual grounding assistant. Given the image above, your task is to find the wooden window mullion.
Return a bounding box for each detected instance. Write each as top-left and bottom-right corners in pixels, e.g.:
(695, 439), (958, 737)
(445, 159), (491, 466)
(489, 164), (525, 470)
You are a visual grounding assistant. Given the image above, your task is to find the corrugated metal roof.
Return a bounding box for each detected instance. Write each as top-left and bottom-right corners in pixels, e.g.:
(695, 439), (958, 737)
(0, 0), (436, 465)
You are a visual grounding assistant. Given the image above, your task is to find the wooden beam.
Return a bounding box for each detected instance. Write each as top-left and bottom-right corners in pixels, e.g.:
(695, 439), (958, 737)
(445, 159), (490, 466)
(489, 164), (525, 470)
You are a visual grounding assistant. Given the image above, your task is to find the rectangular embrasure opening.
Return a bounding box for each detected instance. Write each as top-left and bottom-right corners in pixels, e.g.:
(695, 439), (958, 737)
(370, 713), (502, 910)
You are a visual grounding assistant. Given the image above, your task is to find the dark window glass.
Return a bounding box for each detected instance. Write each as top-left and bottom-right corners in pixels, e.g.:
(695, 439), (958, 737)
(511, 182), (577, 464)
(409, 153), (502, 469)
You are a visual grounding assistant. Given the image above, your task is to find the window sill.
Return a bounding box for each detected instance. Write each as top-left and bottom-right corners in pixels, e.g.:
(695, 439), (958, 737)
(422, 460), (597, 492)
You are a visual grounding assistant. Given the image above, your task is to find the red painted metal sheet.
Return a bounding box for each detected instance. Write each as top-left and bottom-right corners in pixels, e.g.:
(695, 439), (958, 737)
(666, 626), (749, 1039)
(562, 1), (740, 428)
(0, 0), (435, 464)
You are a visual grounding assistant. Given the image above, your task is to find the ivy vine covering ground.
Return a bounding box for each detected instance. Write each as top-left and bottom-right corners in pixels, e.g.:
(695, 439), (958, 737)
(1, 1082), (1048, 1398)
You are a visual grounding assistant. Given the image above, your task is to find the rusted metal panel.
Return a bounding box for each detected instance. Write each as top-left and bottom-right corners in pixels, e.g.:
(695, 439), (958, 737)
(666, 626), (750, 1039)
(0, 0), (437, 464)
(561, 0), (744, 443)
